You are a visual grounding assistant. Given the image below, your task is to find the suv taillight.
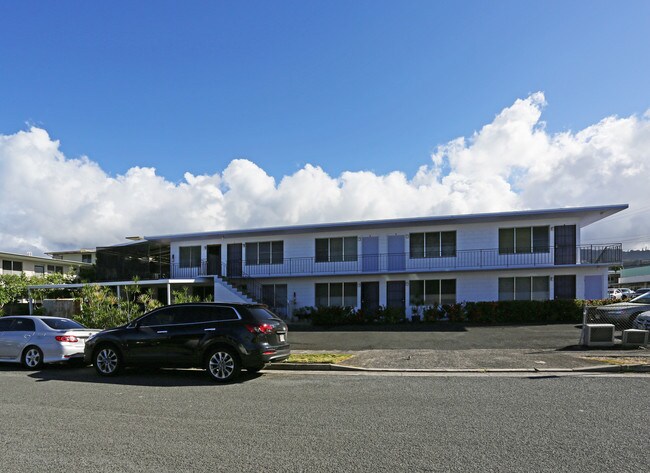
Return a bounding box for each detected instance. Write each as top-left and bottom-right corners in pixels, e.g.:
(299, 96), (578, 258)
(245, 323), (275, 334)
(55, 335), (79, 343)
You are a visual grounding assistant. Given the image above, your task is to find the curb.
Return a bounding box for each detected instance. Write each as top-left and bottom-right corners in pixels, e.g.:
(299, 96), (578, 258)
(266, 362), (650, 374)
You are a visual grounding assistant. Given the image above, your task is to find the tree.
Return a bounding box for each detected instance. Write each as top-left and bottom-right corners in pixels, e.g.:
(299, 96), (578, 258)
(0, 273), (29, 313)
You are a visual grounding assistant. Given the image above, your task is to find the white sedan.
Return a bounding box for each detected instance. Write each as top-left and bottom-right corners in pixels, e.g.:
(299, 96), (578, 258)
(0, 316), (100, 369)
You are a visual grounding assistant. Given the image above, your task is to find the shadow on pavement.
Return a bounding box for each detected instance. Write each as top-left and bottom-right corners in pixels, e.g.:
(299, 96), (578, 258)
(556, 344), (647, 352)
(0, 363), (262, 387)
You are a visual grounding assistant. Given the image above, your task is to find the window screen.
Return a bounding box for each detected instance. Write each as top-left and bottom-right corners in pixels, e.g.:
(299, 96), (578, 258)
(179, 246), (201, 268)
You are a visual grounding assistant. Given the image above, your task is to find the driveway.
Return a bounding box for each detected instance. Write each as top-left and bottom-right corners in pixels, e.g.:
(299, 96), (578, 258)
(287, 324), (582, 351)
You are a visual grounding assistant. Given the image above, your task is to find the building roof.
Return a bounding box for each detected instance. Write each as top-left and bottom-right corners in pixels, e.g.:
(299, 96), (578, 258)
(144, 204), (628, 243)
(45, 249), (96, 256)
(621, 265), (650, 278)
(0, 251), (88, 266)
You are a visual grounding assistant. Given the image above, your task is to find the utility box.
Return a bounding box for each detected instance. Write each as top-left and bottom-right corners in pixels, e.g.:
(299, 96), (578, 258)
(582, 324), (615, 347)
(621, 329), (649, 347)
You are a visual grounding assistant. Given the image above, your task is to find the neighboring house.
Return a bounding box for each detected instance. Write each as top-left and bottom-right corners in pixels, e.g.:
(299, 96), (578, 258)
(1, 251), (87, 277)
(618, 265), (650, 290)
(94, 204), (626, 317)
(46, 249), (96, 265)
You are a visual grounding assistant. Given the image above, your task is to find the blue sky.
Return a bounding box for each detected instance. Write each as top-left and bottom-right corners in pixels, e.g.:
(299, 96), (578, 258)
(2, 1), (650, 253)
(2, 0), (649, 182)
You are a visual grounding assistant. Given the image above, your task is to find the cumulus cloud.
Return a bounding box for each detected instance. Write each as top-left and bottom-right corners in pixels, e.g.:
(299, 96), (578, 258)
(1, 92), (649, 255)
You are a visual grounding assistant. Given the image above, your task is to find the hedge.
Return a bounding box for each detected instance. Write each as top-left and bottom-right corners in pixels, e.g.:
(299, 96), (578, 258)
(295, 299), (613, 327)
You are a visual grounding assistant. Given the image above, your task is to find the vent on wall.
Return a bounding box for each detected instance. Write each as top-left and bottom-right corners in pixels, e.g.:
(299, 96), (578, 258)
(582, 324), (615, 347)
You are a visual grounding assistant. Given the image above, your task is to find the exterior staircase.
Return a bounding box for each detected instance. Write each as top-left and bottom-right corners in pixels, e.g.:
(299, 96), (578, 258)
(213, 276), (256, 304)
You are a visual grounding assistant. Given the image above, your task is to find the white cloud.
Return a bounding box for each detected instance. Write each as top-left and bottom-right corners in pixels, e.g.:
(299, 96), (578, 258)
(1, 92), (649, 255)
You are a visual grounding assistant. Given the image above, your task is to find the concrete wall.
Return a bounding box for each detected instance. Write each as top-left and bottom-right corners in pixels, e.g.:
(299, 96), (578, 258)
(42, 299), (81, 318)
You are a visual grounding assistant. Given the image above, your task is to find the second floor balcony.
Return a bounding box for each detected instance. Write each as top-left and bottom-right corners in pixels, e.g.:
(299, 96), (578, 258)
(170, 243), (622, 279)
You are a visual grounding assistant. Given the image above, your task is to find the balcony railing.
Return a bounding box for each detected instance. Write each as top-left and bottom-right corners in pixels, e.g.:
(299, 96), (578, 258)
(169, 243), (622, 279)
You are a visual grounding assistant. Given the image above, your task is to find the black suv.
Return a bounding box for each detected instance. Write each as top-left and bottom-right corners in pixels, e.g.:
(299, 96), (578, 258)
(84, 303), (290, 382)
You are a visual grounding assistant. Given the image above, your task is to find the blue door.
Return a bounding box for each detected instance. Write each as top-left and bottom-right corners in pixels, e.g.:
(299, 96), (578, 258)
(362, 237), (379, 272)
(387, 235), (405, 271)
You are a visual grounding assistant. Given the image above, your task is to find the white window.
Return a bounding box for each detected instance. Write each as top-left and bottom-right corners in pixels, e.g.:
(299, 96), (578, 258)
(409, 232), (456, 258)
(499, 227), (549, 254)
(179, 246), (201, 268)
(315, 237), (357, 263)
(315, 282), (357, 307)
(409, 279), (456, 305)
(498, 276), (550, 300)
(246, 241), (284, 265)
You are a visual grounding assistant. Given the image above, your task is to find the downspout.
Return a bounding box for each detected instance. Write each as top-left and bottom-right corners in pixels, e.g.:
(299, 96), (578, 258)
(28, 289), (33, 315)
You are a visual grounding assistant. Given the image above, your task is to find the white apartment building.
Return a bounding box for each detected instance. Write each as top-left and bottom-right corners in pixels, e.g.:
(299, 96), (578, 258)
(107, 204), (625, 316)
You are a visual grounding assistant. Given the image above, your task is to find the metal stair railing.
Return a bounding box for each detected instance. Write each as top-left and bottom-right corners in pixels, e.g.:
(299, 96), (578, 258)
(217, 261), (265, 304)
(168, 243), (623, 280)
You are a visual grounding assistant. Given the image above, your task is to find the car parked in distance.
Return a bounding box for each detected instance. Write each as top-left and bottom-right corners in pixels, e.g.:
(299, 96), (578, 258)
(633, 288), (650, 296)
(619, 288), (637, 300)
(0, 316), (100, 369)
(607, 288), (623, 300)
(591, 291), (650, 327)
(84, 303), (290, 383)
(632, 311), (650, 331)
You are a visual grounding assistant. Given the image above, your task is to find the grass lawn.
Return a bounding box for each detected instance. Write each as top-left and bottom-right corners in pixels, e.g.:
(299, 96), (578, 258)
(582, 356), (650, 365)
(286, 353), (354, 364)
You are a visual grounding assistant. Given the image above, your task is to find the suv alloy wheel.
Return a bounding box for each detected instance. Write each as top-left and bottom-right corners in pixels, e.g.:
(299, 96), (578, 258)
(206, 348), (241, 382)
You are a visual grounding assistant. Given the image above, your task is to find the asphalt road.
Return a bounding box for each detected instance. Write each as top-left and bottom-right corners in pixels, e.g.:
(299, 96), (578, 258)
(0, 366), (648, 472)
(288, 324), (582, 350)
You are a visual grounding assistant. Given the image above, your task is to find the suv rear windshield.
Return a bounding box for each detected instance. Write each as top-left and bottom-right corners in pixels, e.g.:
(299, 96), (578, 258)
(245, 307), (279, 321)
(42, 318), (86, 330)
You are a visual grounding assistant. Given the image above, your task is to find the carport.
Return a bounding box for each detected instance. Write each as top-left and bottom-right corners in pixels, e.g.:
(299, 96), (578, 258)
(26, 278), (212, 315)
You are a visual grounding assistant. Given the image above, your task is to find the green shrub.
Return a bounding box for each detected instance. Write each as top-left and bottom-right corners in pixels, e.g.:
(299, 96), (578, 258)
(310, 306), (356, 326)
(292, 306), (315, 321)
(171, 287), (201, 304)
(76, 285), (132, 329)
(461, 300), (586, 325)
(377, 306), (406, 324)
(422, 305), (446, 322)
(291, 299), (612, 327)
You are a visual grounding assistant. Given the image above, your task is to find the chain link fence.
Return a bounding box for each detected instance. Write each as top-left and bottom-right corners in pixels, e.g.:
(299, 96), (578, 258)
(583, 304), (650, 333)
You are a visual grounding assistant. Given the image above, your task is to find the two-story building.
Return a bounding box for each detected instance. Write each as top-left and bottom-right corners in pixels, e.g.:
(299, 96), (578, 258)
(1, 251), (87, 277)
(46, 249), (96, 265)
(94, 204), (626, 317)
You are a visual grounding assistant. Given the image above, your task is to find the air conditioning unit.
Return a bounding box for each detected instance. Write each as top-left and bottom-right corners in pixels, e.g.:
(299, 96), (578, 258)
(582, 324), (615, 347)
(622, 329), (649, 346)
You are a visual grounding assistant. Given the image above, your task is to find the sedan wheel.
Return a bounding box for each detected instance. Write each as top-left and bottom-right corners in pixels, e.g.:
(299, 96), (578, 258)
(22, 347), (44, 369)
(206, 349), (240, 382)
(94, 346), (121, 376)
